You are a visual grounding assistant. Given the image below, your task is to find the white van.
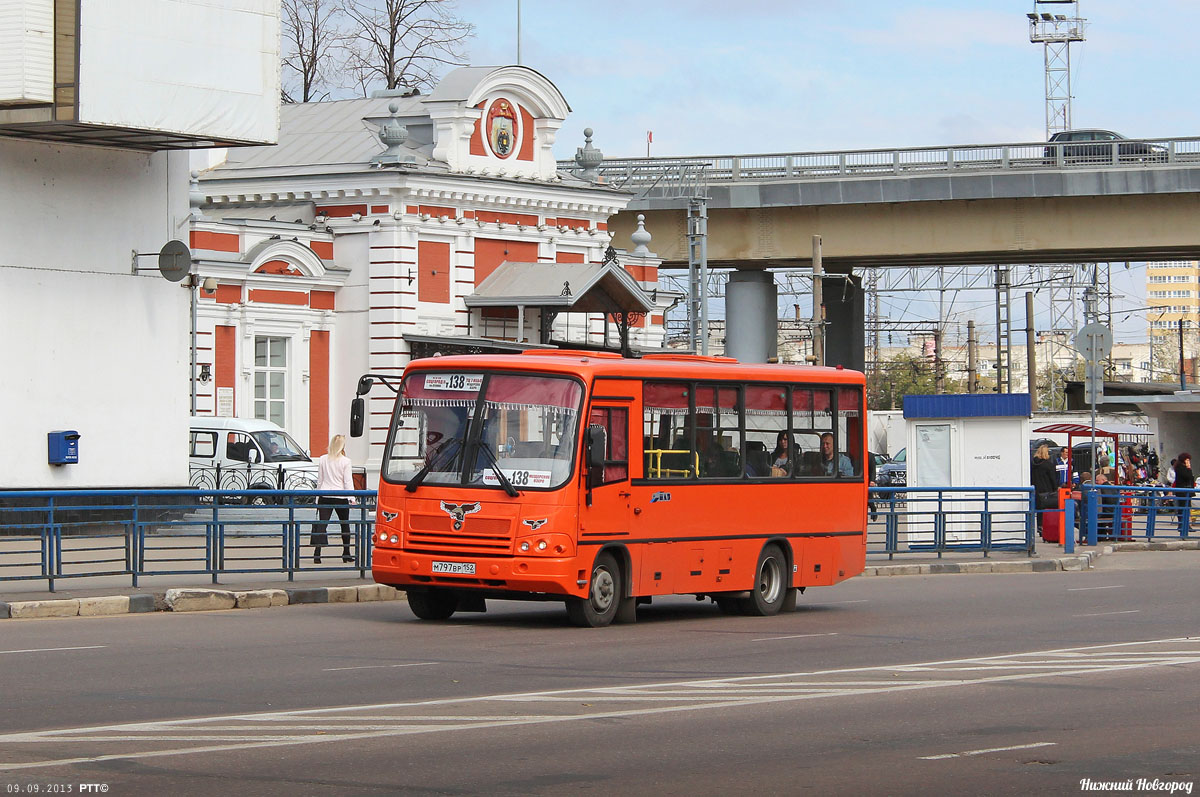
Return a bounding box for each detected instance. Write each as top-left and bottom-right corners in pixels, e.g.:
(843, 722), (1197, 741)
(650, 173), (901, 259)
(188, 417), (318, 496)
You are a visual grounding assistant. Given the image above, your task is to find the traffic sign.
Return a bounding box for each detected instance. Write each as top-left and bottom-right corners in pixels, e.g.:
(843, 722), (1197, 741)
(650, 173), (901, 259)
(1074, 323), (1113, 362)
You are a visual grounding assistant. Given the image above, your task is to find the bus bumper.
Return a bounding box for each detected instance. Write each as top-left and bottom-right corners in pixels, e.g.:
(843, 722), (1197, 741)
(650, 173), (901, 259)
(372, 548), (587, 599)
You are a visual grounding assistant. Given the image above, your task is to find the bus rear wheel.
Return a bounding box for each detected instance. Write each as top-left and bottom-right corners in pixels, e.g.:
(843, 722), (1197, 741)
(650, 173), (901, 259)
(566, 552), (620, 628)
(407, 588), (458, 620)
(741, 544), (786, 616)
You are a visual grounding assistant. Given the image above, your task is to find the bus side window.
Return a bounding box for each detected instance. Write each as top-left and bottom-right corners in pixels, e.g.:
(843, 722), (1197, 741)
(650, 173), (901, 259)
(643, 382), (693, 479)
(589, 406), (628, 483)
(838, 386), (864, 478)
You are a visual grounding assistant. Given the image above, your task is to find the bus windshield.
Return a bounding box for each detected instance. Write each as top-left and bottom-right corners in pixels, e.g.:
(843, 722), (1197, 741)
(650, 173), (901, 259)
(384, 371), (584, 491)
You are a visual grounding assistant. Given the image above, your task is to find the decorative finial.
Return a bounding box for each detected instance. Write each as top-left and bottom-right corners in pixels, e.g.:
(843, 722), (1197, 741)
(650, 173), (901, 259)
(630, 213), (653, 256)
(189, 170), (206, 221)
(371, 102), (412, 166)
(574, 127), (603, 183)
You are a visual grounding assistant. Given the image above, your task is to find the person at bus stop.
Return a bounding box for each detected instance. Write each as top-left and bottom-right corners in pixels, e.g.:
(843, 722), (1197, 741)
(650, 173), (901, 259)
(1055, 447), (1069, 486)
(770, 432), (795, 477)
(1031, 444), (1059, 532)
(1173, 453), (1194, 527)
(312, 434), (356, 564)
(817, 432), (853, 477)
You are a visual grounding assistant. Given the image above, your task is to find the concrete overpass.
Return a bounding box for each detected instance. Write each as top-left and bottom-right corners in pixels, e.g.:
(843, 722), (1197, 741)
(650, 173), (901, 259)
(588, 137), (1200, 269)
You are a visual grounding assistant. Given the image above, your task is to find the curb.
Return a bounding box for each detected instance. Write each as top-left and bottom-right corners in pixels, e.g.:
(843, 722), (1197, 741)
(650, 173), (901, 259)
(864, 546), (1115, 577)
(1, 584), (404, 621)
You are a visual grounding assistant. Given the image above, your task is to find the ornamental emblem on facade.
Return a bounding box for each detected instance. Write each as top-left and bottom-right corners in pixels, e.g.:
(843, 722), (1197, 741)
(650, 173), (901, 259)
(487, 99), (518, 158)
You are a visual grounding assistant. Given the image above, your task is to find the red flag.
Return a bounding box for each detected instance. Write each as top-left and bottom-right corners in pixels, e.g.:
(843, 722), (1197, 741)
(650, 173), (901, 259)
(647, 130), (653, 143)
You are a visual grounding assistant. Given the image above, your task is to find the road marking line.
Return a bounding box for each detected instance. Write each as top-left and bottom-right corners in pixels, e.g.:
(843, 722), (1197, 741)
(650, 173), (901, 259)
(2, 637), (1196, 772)
(753, 632), (839, 642)
(920, 742), (1056, 760)
(322, 662), (438, 672)
(1067, 585), (1125, 591)
(0, 646), (107, 655)
(1072, 610), (1141, 618)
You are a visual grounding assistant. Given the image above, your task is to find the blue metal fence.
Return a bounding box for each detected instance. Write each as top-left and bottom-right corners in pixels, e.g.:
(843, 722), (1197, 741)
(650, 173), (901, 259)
(7, 484), (1189, 592)
(0, 490), (375, 591)
(1075, 484), (1196, 547)
(868, 487), (1036, 559)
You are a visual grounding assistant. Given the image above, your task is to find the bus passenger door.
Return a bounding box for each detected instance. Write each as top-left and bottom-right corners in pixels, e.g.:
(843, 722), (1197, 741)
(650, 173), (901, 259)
(579, 404), (633, 547)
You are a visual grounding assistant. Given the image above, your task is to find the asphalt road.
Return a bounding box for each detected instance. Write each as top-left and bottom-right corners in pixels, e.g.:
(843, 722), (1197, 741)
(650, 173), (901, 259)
(1, 552), (1197, 796)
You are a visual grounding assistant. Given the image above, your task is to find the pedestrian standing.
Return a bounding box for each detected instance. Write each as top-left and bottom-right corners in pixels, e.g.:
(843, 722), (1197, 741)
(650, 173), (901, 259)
(1031, 444), (1059, 533)
(1055, 447), (1069, 486)
(1174, 453), (1194, 529)
(312, 434), (356, 564)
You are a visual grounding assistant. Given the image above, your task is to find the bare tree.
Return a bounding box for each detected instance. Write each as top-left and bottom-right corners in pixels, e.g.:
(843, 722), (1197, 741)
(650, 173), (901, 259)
(340, 0), (474, 95)
(281, 0), (343, 103)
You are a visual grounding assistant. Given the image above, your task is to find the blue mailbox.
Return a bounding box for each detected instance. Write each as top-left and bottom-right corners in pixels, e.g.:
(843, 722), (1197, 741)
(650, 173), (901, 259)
(48, 430), (80, 465)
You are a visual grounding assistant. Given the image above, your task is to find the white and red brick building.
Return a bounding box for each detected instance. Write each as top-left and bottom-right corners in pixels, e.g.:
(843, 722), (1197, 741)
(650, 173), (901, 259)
(193, 66), (670, 473)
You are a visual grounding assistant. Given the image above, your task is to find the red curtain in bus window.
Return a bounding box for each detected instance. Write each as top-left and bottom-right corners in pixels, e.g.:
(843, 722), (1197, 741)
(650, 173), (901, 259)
(839, 386), (864, 467)
(643, 382), (689, 410)
(589, 406), (628, 482)
(745, 385), (787, 414)
(791, 389), (812, 428)
(486, 374), (581, 409)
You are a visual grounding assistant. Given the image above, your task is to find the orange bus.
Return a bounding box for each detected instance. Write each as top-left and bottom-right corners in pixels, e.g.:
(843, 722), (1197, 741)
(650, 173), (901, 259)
(353, 350), (867, 627)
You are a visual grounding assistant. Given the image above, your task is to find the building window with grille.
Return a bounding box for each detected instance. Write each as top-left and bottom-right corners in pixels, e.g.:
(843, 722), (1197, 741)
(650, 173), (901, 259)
(254, 336), (287, 426)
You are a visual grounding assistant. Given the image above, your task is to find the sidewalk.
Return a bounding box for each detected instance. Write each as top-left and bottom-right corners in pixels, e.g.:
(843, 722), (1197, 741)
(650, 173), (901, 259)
(2, 540), (1196, 621)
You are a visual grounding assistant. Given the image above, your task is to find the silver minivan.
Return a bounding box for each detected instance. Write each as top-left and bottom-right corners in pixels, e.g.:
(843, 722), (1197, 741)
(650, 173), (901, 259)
(189, 417), (318, 500)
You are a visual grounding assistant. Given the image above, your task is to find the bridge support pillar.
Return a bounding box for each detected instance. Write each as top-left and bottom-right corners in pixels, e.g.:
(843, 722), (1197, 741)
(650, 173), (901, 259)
(726, 271), (777, 363)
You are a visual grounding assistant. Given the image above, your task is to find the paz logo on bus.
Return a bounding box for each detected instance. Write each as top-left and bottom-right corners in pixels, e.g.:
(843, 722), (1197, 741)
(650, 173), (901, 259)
(440, 501), (481, 530)
(381, 511), (398, 522)
(522, 518), (548, 531)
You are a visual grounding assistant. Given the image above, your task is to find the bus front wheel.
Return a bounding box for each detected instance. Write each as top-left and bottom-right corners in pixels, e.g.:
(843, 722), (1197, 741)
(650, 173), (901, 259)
(408, 588), (458, 620)
(567, 552), (620, 628)
(741, 544), (786, 616)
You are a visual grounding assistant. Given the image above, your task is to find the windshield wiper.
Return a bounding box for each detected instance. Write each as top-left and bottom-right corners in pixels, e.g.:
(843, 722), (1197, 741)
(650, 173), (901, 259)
(405, 437), (464, 493)
(474, 438), (520, 497)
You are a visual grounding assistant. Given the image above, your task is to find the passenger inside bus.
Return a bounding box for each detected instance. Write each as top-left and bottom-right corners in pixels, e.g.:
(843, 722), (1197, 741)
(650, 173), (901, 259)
(817, 432), (854, 477)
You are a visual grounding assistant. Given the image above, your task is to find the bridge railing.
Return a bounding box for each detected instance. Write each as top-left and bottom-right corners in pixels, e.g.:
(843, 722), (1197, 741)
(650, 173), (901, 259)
(560, 136), (1200, 191)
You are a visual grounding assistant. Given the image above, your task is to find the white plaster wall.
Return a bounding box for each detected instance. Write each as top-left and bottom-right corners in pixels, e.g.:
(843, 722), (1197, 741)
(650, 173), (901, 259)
(0, 139), (191, 487)
(333, 234), (373, 473)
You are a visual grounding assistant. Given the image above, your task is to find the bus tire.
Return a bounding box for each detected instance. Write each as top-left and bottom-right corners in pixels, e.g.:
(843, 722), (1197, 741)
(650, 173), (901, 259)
(408, 588), (458, 620)
(566, 552), (620, 628)
(741, 544), (787, 616)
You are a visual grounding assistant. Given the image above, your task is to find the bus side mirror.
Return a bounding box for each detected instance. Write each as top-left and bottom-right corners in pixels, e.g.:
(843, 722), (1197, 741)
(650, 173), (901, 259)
(350, 397), (365, 438)
(356, 376), (374, 396)
(586, 424), (606, 484)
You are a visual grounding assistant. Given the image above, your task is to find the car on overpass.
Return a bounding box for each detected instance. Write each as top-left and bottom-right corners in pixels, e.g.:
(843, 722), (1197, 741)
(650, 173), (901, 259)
(1044, 129), (1167, 164)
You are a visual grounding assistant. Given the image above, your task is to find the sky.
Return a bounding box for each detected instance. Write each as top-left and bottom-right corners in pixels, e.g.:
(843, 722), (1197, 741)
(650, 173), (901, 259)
(440, 1), (1200, 344)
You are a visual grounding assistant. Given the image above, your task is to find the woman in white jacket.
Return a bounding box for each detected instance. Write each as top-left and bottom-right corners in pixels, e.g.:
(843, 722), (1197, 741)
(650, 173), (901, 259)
(312, 434), (356, 563)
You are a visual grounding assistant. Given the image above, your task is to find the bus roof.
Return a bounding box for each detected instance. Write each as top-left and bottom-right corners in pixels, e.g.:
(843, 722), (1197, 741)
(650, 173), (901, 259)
(403, 351), (865, 384)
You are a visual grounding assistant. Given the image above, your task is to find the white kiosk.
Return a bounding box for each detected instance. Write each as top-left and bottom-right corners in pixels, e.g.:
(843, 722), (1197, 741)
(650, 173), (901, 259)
(903, 394), (1033, 546)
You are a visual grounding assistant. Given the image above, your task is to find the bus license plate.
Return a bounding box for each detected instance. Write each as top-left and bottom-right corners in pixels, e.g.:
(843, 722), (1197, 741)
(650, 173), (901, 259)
(431, 561), (475, 575)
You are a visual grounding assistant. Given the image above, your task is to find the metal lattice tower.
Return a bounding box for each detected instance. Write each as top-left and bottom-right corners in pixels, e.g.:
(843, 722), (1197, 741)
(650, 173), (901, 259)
(1029, 1), (1086, 407)
(995, 265), (1013, 393)
(1027, 1), (1086, 136)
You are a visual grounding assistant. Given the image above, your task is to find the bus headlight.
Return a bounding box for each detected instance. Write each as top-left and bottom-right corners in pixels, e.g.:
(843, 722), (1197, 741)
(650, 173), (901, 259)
(515, 533), (572, 557)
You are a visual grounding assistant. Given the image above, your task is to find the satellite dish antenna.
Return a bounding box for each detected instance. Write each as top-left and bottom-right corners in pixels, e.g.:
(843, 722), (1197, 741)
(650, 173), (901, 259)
(157, 240), (192, 282)
(131, 239), (193, 282)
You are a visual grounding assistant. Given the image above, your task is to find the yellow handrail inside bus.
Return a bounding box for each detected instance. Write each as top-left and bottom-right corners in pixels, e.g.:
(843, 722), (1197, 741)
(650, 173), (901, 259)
(644, 448), (699, 478)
